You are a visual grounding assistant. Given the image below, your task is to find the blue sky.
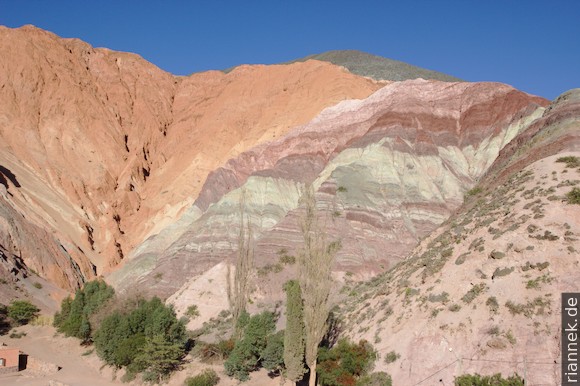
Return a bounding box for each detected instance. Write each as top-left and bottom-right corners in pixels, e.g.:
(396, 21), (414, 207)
(0, 1), (578, 100)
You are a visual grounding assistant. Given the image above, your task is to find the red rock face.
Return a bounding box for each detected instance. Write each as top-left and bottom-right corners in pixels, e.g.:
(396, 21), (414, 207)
(0, 25), (380, 290)
(125, 79), (548, 298)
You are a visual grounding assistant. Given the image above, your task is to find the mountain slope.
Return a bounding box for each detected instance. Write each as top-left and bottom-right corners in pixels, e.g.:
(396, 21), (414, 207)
(339, 89), (580, 384)
(0, 25), (381, 293)
(112, 79), (547, 299)
(289, 50), (462, 82)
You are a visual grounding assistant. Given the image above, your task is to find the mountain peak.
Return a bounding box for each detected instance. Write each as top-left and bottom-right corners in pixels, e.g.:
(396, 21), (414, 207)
(289, 49), (462, 82)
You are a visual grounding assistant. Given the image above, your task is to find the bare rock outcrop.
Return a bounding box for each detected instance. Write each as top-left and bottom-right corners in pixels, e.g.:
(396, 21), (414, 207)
(0, 25), (381, 290)
(118, 79), (547, 297)
(340, 90), (580, 384)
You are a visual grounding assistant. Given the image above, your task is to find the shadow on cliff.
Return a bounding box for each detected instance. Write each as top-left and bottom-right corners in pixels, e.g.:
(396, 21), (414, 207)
(0, 165), (20, 190)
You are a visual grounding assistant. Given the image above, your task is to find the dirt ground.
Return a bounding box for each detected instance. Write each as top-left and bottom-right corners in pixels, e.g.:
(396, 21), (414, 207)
(0, 325), (287, 386)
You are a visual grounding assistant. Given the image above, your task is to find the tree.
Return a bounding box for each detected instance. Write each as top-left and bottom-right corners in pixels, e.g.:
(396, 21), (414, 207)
(224, 311), (277, 381)
(53, 279), (114, 341)
(133, 334), (184, 383)
(227, 188), (254, 339)
(8, 300), (39, 325)
(262, 330), (285, 374)
(93, 296), (187, 378)
(283, 280), (306, 383)
(298, 186), (341, 386)
(0, 304), (10, 334)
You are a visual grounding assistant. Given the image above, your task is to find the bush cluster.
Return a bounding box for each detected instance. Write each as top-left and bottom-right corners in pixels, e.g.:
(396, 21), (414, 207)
(185, 368), (220, 386)
(53, 279), (114, 343)
(317, 339), (377, 386)
(455, 373), (524, 385)
(93, 296), (187, 382)
(53, 280), (187, 383)
(224, 311), (283, 381)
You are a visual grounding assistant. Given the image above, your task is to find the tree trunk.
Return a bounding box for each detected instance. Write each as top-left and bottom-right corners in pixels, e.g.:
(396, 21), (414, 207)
(308, 360), (317, 386)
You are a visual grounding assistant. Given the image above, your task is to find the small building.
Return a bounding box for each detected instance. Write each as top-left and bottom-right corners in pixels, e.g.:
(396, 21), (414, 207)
(0, 346), (21, 374)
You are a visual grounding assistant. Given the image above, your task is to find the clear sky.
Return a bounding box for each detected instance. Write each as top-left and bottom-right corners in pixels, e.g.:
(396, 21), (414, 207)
(0, 1), (578, 100)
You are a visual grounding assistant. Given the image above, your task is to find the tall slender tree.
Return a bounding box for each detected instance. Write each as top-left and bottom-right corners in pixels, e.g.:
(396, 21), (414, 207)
(298, 186), (341, 386)
(227, 188), (254, 339)
(283, 280), (306, 383)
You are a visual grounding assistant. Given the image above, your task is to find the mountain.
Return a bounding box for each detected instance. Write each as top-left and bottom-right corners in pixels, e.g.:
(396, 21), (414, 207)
(339, 89), (580, 384)
(289, 49), (462, 82)
(2, 24), (578, 385)
(115, 79), (546, 307)
(0, 25), (380, 297)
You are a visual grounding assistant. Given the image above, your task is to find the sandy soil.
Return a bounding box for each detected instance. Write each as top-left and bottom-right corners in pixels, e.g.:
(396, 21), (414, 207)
(0, 325), (286, 386)
(0, 325), (121, 386)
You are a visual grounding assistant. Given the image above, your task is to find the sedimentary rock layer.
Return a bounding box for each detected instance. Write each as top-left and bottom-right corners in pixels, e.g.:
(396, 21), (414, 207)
(0, 25), (380, 289)
(117, 79), (547, 297)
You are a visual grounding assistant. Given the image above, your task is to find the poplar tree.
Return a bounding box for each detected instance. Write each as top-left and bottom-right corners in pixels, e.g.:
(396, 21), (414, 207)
(298, 186), (341, 386)
(227, 189), (254, 339)
(283, 280), (306, 384)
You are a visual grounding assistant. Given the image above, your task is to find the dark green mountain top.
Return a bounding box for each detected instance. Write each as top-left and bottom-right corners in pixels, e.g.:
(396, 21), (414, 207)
(287, 49), (462, 82)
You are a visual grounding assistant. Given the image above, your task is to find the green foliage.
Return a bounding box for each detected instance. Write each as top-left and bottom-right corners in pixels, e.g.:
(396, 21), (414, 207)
(8, 300), (39, 325)
(262, 330), (285, 373)
(317, 339), (377, 386)
(185, 368), (220, 386)
(384, 351), (400, 364)
(556, 156), (580, 168)
(33, 282), (42, 289)
(54, 279), (114, 342)
(461, 283), (487, 304)
(93, 296), (187, 378)
(357, 372), (392, 386)
(283, 280), (306, 382)
(0, 304), (10, 334)
(133, 334), (185, 383)
(566, 187), (580, 204)
(186, 304), (200, 319)
(485, 297), (499, 314)
(224, 311), (277, 381)
(465, 187), (482, 200)
(455, 373), (524, 385)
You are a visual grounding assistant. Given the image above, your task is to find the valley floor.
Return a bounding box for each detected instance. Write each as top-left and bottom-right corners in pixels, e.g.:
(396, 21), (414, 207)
(0, 325), (287, 386)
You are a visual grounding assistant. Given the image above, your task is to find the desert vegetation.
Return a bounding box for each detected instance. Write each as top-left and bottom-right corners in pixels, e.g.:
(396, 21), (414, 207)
(53, 280), (187, 383)
(0, 300), (39, 334)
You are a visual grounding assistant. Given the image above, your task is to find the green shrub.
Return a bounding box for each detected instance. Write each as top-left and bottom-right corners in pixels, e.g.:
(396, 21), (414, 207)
(486, 296), (499, 314)
(566, 187), (580, 204)
(465, 187), (482, 200)
(556, 156), (580, 168)
(53, 279), (114, 342)
(279, 254), (296, 265)
(224, 311), (277, 381)
(357, 371), (392, 386)
(449, 304), (461, 312)
(384, 351), (400, 364)
(455, 372), (524, 385)
(262, 330), (285, 373)
(185, 368), (220, 386)
(186, 304), (200, 319)
(8, 300), (39, 325)
(33, 282), (42, 289)
(93, 296), (187, 380)
(317, 339), (377, 386)
(462, 284), (487, 304)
